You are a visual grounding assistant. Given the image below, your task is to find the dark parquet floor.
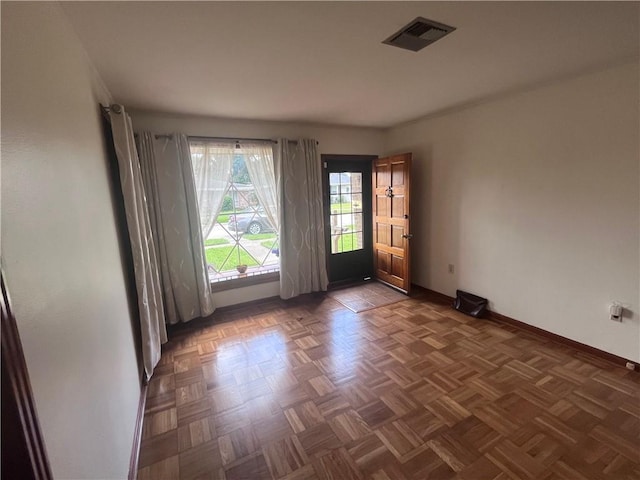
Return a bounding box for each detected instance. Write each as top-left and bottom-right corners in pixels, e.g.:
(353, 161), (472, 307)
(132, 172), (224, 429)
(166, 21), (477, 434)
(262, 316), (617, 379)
(137, 289), (640, 480)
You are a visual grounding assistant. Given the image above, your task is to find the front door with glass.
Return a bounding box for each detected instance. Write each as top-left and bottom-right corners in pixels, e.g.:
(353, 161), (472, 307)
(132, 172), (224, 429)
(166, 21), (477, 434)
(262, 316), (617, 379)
(323, 156), (374, 285)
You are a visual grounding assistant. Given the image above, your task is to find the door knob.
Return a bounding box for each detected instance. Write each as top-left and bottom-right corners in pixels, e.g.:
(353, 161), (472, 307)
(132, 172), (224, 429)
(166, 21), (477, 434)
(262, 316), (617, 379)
(402, 234), (413, 239)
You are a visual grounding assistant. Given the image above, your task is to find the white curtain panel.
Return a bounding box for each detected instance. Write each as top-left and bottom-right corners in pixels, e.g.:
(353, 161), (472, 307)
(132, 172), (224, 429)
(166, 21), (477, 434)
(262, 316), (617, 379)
(137, 132), (215, 324)
(243, 142), (279, 232)
(108, 106), (166, 380)
(275, 138), (329, 299)
(189, 141), (234, 239)
(138, 133), (178, 324)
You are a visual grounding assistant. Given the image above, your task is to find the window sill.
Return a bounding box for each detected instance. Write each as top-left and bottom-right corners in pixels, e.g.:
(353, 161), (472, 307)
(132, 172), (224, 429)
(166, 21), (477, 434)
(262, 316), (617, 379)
(209, 271), (279, 293)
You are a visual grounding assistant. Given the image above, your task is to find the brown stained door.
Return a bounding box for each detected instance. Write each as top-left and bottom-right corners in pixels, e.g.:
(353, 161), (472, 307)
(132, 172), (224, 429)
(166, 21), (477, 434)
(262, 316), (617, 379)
(373, 153), (412, 293)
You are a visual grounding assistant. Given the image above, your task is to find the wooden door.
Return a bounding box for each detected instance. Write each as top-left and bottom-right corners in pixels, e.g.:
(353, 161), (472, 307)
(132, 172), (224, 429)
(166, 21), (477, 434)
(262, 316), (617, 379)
(372, 153), (412, 293)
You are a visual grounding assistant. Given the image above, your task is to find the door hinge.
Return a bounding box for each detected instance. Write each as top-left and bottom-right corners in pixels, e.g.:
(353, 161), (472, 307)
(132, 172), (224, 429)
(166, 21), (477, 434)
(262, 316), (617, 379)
(323, 161), (327, 168)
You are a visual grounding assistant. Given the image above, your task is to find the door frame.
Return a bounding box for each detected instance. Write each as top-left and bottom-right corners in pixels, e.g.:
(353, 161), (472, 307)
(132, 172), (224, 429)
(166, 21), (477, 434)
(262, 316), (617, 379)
(321, 154), (377, 288)
(1, 267), (53, 480)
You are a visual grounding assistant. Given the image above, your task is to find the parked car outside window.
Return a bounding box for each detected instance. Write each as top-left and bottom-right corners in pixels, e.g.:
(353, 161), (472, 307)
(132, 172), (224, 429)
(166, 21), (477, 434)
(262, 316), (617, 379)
(227, 208), (275, 235)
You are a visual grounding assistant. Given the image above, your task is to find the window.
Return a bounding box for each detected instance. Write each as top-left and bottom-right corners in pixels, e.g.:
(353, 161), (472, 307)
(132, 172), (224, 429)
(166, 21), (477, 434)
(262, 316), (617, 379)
(329, 171), (364, 253)
(190, 141), (279, 284)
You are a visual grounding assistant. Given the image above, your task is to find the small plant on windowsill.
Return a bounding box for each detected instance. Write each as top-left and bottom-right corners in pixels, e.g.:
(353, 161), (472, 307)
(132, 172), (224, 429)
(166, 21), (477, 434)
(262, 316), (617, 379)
(236, 264), (248, 274)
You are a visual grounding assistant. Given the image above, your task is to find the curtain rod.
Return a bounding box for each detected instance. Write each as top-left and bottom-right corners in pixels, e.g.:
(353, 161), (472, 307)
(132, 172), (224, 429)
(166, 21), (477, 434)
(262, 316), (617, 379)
(100, 104), (112, 122)
(132, 134), (317, 145)
(132, 133), (277, 142)
(99, 105), (319, 146)
(188, 135), (276, 144)
(188, 135), (318, 145)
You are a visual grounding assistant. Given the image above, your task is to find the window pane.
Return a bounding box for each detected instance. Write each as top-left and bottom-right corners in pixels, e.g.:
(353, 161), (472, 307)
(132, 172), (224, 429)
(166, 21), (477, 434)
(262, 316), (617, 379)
(350, 172), (362, 194)
(355, 232), (363, 250)
(330, 194), (341, 213)
(329, 172), (341, 187)
(330, 213), (342, 232)
(352, 212), (363, 235)
(339, 213), (351, 232)
(327, 170), (365, 255)
(331, 234), (342, 254)
(192, 145), (280, 283)
(339, 173), (351, 197)
(343, 233), (354, 252)
(352, 193), (362, 212)
(341, 194), (352, 214)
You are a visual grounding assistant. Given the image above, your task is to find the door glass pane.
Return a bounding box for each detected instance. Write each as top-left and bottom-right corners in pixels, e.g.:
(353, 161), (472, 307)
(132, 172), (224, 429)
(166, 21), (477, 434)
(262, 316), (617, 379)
(341, 233), (353, 253)
(341, 194), (352, 214)
(338, 172), (350, 197)
(350, 172), (363, 194)
(330, 212), (343, 230)
(329, 194), (342, 213)
(352, 212), (363, 234)
(328, 171), (363, 254)
(329, 172), (342, 187)
(355, 231), (363, 250)
(352, 193), (362, 212)
(331, 234), (343, 254)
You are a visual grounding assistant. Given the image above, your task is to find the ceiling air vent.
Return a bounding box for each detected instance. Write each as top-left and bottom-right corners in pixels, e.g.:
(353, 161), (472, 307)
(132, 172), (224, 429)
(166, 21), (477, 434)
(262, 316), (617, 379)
(383, 17), (455, 52)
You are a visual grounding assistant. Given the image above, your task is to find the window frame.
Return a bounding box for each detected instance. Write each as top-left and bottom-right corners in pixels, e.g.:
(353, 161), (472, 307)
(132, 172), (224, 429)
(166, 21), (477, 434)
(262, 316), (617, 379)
(189, 139), (280, 290)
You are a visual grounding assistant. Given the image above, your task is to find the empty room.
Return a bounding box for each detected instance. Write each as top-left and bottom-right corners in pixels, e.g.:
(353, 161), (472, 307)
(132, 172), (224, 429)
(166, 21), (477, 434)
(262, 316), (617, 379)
(2, 1), (639, 479)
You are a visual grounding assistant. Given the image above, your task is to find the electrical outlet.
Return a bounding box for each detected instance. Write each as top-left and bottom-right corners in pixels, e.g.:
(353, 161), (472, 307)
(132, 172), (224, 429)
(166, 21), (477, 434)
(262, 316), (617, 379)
(448, 264), (455, 274)
(626, 362), (636, 371)
(610, 303), (623, 322)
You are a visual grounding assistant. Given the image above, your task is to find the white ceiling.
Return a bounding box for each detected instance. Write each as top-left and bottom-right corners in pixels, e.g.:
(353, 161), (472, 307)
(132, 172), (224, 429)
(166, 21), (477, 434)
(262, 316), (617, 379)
(62, 1), (639, 128)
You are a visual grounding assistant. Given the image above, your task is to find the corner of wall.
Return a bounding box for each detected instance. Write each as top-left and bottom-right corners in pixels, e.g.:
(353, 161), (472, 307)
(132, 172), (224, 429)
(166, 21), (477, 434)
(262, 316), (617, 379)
(384, 62), (640, 362)
(2, 2), (141, 478)
(57, 2), (114, 106)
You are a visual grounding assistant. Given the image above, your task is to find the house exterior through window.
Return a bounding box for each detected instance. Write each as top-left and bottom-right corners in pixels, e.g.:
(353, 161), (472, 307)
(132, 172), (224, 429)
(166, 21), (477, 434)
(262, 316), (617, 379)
(189, 140), (279, 284)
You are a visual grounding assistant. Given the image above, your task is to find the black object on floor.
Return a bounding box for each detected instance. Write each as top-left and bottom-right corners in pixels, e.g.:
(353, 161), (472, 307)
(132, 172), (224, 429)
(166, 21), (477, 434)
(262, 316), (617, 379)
(453, 289), (488, 318)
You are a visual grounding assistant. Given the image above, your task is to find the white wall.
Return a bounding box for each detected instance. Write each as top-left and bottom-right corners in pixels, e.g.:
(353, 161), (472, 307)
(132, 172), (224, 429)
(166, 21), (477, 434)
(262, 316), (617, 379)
(131, 110), (385, 306)
(130, 111), (384, 157)
(386, 62), (640, 361)
(2, 3), (141, 478)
